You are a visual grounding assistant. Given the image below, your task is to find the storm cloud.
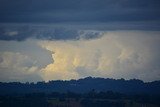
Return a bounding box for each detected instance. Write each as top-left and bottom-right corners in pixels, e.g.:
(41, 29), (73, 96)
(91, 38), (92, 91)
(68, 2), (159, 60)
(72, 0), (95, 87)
(0, 31), (160, 82)
(39, 31), (160, 82)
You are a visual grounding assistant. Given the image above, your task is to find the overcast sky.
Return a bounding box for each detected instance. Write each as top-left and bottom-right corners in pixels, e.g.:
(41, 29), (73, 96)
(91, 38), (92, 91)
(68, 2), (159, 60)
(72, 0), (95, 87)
(0, 0), (160, 82)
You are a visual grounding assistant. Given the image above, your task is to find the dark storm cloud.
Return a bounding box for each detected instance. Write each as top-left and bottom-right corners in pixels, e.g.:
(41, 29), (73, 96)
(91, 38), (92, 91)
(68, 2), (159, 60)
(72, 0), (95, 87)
(0, 0), (160, 23)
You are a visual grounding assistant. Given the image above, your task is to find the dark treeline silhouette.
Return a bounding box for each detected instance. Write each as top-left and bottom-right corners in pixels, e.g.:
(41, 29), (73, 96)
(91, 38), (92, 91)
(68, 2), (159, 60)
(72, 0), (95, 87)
(0, 77), (160, 95)
(0, 77), (160, 107)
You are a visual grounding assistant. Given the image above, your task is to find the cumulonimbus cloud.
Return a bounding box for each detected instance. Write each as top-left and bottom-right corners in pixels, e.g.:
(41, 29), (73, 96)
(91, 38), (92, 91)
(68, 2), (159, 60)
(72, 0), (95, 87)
(0, 30), (160, 82)
(39, 31), (160, 82)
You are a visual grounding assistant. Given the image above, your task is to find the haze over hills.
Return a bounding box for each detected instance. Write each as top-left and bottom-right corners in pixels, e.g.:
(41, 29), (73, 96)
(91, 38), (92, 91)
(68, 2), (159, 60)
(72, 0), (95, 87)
(0, 77), (160, 95)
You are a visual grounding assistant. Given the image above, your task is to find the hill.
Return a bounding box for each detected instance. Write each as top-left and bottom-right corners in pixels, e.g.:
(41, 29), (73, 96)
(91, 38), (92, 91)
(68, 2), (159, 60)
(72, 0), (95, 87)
(0, 77), (160, 95)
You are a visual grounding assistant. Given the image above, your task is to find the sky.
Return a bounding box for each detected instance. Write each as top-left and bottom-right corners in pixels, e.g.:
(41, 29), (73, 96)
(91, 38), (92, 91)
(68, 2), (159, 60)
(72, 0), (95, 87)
(0, 0), (160, 82)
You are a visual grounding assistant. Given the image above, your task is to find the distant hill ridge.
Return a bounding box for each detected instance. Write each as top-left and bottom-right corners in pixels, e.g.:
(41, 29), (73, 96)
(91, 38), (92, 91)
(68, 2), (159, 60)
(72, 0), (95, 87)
(0, 77), (160, 95)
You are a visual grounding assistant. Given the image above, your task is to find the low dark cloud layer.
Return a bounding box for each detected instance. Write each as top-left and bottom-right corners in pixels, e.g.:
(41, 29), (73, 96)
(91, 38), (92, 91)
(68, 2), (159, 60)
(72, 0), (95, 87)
(0, 24), (103, 41)
(0, 0), (160, 24)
